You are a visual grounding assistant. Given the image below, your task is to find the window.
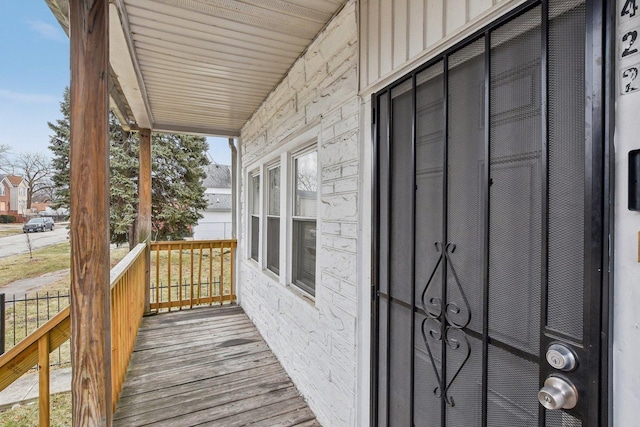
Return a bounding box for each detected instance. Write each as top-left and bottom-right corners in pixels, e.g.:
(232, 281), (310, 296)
(292, 150), (317, 295)
(266, 166), (280, 274)
(250, 173), (260, 261)
(19, 187), (25, 196)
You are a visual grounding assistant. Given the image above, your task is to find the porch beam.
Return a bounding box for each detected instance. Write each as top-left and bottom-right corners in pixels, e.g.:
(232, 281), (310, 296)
(138, 128), (152, 313)
(69, 0), (112, 425)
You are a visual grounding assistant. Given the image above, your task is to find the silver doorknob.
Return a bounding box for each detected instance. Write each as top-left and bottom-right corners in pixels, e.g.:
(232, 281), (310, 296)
(538, 376), (578, 410)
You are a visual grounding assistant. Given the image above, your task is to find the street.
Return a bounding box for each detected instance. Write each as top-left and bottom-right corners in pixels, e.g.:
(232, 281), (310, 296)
(0, 225), (69, 258)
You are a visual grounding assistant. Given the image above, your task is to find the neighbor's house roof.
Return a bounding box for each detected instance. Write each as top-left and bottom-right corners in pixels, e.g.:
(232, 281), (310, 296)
(4, 175), (25, 187)
(46, 0), (349, 137)
(204, 193), (232, 211)
(202, 164), (231, 189)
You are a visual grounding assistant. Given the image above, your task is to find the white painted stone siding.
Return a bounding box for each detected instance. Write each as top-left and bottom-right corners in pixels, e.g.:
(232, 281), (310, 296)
(238, 2), (360, 426)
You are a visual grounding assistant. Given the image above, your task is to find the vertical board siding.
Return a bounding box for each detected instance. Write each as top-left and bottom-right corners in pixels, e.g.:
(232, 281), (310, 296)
(393, 0), (408, 68)
(445, 0), (468, 34)
(409, 0), (425, 58)
(367, 0), (380, 84)
(469, 0), (495, 20)
(361, 0), (519, 90)
(380, 0), (393, 75)
(425, 0), (445, 48)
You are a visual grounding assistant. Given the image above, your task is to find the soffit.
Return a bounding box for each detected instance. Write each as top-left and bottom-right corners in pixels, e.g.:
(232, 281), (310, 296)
(113, 0), (348, 136)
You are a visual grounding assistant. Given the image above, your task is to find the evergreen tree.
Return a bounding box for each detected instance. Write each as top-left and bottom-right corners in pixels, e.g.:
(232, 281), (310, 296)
(109, 114), (139, 246)
(48, 88), (209, 245)
(151, 133), (208, 241)
(48, 88), (71, 210)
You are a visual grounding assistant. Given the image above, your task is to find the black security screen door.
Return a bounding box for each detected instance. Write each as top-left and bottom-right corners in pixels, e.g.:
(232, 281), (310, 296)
(372, 0), (611, 426)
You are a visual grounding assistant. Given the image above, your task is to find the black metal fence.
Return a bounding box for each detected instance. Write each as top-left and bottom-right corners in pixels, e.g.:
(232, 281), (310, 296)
(0, 291), (71, 367)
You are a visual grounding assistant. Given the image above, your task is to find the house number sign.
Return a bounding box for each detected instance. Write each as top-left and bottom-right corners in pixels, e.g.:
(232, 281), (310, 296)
(620, 0), (640, 94)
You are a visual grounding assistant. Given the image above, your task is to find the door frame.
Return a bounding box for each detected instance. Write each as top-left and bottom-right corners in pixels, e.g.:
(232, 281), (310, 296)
(369, 0), (615, 425)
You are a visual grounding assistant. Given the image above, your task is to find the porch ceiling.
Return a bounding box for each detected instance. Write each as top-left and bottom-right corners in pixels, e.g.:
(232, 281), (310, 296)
(47, 0), (348, 136)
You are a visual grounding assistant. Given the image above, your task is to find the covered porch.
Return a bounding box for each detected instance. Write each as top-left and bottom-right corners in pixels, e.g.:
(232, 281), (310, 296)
(0, 0), (351, 425)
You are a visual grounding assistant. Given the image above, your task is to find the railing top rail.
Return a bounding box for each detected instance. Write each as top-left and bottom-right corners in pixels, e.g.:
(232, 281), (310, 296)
(0, 306), (70, 391)
(110, 243), (147, 289)
(151, 239), (237, 248)
(0, 307), (70, 366)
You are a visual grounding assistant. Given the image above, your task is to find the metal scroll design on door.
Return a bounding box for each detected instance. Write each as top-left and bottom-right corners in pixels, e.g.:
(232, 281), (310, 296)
(420, 242), (472, 407)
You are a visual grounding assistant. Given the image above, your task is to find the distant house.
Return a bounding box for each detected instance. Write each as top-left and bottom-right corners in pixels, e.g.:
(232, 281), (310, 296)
(0, 175), (28, 219)
(192, 164), (232, 240)
(0, 176), (9, 214)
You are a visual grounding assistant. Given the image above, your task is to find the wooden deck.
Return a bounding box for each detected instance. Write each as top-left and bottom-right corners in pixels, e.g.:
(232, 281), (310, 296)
(113, 305), (320, 426)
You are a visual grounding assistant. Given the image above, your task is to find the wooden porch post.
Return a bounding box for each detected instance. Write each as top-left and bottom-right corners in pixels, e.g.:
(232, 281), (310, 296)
(69, 0), (112, 425)
(138, 128), (152, 313)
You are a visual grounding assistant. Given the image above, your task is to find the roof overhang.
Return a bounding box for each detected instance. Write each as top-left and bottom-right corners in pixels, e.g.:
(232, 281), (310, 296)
(46, 0), (349, 136)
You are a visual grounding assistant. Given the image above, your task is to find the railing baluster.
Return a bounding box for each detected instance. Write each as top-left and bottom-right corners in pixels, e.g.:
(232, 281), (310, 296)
(230, 241), (235, 302)
(38, 333), (50, 427)
(198, 244), (203, 303)
(168, 248), (172, 311)
(178, 245), (182, 312)
(155, 243), (160, 311)
(220, 241), (225, 305)
(209, 244), (213, 305)
(190, 244), (194, 309)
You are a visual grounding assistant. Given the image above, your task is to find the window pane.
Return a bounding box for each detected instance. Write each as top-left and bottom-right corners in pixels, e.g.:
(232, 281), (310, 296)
(251, 174), (260, 215)
(295, 151), (317, 217)
(267, 216), (280, 274)
(251, 215), (259, 261)
(293, 219), (316, 295)
(268, 167), (280, 216)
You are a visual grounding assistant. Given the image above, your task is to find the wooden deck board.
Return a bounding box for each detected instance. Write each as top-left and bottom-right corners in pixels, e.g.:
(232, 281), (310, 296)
(113, 305), (320, 426)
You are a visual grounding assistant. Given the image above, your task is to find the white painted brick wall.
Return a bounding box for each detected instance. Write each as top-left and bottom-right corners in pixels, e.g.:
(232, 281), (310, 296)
(238, 2), (360, 426)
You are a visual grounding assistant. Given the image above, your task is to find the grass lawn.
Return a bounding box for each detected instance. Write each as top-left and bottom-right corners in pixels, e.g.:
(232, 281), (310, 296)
(0, 224), (23, 238)
(1, 245), (130, 353)
(0, 392), (71, 426)
(0, 243), (131, 288)
(0, 242), (71, 287)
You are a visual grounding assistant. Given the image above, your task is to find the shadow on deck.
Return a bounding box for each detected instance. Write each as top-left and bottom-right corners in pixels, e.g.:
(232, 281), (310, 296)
(113, 305), (320, 426)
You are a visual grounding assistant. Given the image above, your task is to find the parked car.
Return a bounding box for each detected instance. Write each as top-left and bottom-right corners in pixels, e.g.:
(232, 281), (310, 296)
(23, 218), (54, 233)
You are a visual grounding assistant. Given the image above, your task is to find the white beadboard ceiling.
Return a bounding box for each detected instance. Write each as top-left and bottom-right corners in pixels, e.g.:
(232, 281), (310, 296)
(117, 0), (350, 136)
(48, 0), (348, 136)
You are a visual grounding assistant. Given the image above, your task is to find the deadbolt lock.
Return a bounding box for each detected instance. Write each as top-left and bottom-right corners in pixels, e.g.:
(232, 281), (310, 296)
(538, 376), (578, 410)
(546, 343), (577, 371)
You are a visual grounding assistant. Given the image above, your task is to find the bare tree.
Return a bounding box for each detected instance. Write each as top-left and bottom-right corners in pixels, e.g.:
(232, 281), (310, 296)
(8, 153), (52, 210)
(25, 232), (34, 260)
(0, 144), (10, 172)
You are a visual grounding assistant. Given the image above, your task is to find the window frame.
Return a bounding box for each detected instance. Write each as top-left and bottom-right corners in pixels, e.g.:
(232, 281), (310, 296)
(243, 123), (320, 300)
(265, 163), (281, 275)
(290, 146), (318, 296)
(249, 170), (261, 262)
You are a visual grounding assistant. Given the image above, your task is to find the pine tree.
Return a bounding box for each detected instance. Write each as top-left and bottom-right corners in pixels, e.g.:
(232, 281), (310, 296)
(48, 88), (209, 245)
(48, 88), (71, 210)
(109, 114), (139, 246)
(151, 133), (208, 241)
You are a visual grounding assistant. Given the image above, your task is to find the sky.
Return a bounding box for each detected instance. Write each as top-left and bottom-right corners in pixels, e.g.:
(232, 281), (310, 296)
(0, 1), (231, 166)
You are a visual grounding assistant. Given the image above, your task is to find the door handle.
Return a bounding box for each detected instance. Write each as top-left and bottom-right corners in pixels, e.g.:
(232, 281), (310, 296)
(538, 376), (578, 410)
